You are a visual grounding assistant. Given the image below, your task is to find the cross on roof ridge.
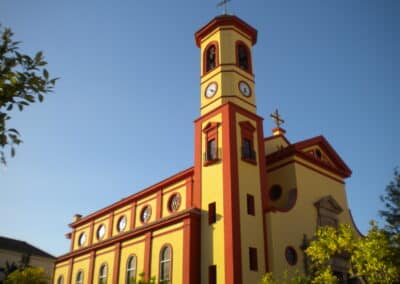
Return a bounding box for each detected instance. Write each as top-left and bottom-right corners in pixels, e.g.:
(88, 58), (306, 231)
(217, 0), (231, 15)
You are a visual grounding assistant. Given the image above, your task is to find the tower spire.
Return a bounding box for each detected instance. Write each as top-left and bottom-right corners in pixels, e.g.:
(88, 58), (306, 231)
(217, 0), (231, 15)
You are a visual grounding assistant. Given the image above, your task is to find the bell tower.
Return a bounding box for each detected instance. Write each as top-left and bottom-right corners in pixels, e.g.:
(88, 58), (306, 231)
(193, 15), (269, 284)
(195, 15), (258, 115)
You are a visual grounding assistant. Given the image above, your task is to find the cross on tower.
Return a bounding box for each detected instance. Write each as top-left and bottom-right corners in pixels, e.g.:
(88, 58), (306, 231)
(270, 109), (285, 128)
(217, 0), (231, 15)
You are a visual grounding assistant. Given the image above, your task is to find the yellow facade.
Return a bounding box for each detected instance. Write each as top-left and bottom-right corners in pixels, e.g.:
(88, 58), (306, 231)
(54, 14), (360, 284)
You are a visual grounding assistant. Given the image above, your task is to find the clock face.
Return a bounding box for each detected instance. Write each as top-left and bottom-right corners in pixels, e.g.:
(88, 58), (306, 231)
(141, 206), (151, 223)
(117, 216), (127, 232)
(78, 232), (86, 247)
(205, 82), (218, 98)
(97, 224), (106, 240)
(239, 81), (251, 97)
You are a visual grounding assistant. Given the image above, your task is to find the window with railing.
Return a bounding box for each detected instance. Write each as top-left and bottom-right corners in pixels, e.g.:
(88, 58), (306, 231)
(239, 121), (257, 164)
(203, 122), (220, 165)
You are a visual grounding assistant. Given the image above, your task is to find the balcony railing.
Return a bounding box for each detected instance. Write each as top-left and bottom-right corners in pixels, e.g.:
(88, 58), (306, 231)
(203, 148), (222, 163)
(241, 147), (256, 162)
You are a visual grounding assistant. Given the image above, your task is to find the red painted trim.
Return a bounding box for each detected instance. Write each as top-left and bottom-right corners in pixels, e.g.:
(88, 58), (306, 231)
(221, 104), (243, 284)
(195, 15), (257, 47)
(158, 244), (173, 284)
(185, 177), (193, 208)
(130, 201), (136, 230)
(166, 192), (182, 213)
(156, 191), (162, 219)
(88, 222), (94, 246)
(108, 213), (114, 238)
(88, 251), (95, 284)
(193, 118), (202, 210)
(182, 215), (200, 284)
(67, 258), (73, 284)
(70, 230), (75, 252)
(143, 232), (152, 281)
(69, 168), (194, 228)
(203, 42), (220, 76)
(112, 243), (121, 283)
(56, 209), (201, 263)
(235, 41), (253, 74)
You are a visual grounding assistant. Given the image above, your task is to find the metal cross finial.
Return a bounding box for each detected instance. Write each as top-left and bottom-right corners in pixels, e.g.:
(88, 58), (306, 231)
(217, 0), (231, 15)
(270, 109), (285, 128)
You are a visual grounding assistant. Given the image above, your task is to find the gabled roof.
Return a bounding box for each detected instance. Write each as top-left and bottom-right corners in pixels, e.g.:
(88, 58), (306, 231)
(0, 236), (55, 259)
(266, 135), (352, 178)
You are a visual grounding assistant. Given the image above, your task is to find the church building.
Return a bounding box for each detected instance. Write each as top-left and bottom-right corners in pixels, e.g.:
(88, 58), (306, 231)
(53, 14), (360, 284)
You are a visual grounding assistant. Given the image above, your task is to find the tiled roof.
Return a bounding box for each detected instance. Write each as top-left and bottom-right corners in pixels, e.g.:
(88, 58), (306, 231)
(0, 236), (55, 259)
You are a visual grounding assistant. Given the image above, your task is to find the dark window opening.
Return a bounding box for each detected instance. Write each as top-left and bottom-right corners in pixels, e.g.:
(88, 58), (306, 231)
(315, 149), (322, 159)
(238, 44), (249, 71)
(206, 45), (217, 72)
(242, 139), (256, 161)
(209, 265), (216, 284)
(208, 202), (216, 224)
(269, 185), (282, 201)
(206, 139), (218, 161)
(247, 194), (255, 216)
(285, 247), (297, 265)
(249, 247), (258, 271)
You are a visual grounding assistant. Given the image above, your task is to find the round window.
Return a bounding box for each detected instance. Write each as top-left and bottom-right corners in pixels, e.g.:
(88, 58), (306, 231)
(96, 224), (106, 240)
(78, 232), (86, 247)
(168, 193), (181, 212)
(117, 215), (127, 232)
(285, 246), (297, 265)
(140, 206), (152, 223)
(269, 185), (282, 201)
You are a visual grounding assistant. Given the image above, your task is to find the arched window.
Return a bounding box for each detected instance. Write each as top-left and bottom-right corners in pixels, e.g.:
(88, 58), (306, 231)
(236, 42), (251, 72)
(159, 245), (172, 284)
(57, 275), (64, 284)
(204, 42), (218, 73)
(76, 271), (83, 284)
(126, 255), (137, 284)
(99, 263), (107, 284)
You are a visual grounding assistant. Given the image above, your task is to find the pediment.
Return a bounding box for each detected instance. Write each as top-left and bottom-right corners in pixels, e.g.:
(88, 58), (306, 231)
(294, 136), (352, 178)
(314, 195), (343, 214)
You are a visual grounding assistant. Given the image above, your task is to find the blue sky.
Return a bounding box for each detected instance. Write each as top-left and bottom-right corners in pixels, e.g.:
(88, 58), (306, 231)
(1, 0), (399, 256)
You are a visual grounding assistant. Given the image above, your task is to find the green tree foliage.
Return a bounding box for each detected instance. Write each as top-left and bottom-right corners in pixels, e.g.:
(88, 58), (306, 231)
(306, 223), (399, 284)
(127, 272), (156, 284)
(261, 224), (400, 284)
(0, 25), (57, 165)
(259, 271), (309, 284)
(3, 267), (49, 284)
